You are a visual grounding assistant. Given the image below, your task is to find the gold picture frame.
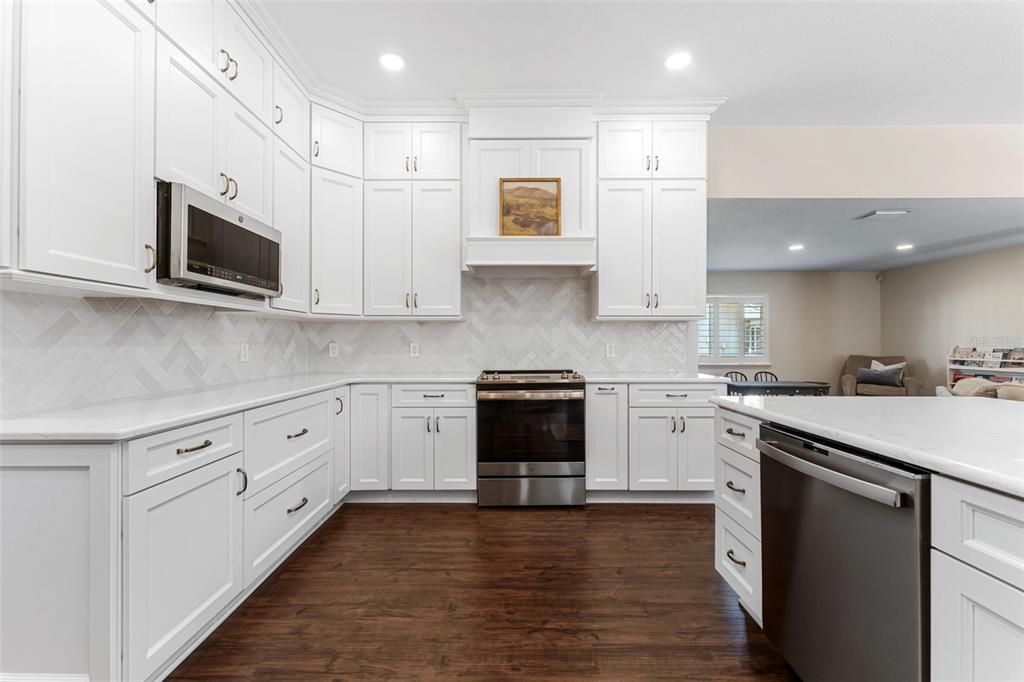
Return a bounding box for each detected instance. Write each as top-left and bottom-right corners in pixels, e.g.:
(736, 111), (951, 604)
(499, 178), (561, 236)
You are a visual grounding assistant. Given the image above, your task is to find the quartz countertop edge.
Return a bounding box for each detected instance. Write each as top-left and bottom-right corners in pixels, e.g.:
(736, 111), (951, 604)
(711, 395), (1024, 499)
(0, 372), (724, 442)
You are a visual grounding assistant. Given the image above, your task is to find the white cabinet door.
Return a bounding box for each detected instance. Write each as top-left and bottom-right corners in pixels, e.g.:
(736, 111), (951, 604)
(224, 98), (273, 225)
(467, 140), (530, 235)
(364, 122), (413, 179)
(351, 385), (390, 491)
(20, 0), (154, 288)
(585, 384), (629, 490)
(532, 139), (594, 236)
(272, 63), (309, 159)
(391, 408), (434, 490)
(628, 408), (677, 490)
(597, 181), (652, 317)
(652, 120), (706, 179)
(434, 408), (476, 490)
(155, 0), (225, 78)
(221, 5), (273, 124)
(411, 181), (461, 317)
(364, 181), (413, 316)
(125, 454), (244, 682)
(332, 387), (351, 504)
(652, 180), (706, 318)
(412, 122), (461, 180)
(155, 36), (226, 200)
(311, 168), (362, 316)
(598, 120), (652, 179)
(932, 549), (1024, 682)
(1, 0), (12, 267)
(678, 409), (715, 490)
(311, 103), (362, 177)
(270, 139), (310, 313)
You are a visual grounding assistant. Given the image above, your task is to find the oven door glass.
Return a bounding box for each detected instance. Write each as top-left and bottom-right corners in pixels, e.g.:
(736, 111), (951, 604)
(477, 398), (585, 463)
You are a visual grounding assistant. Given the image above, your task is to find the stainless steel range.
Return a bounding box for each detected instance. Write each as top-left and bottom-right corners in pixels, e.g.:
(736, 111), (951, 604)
(476, 370), (586, 506)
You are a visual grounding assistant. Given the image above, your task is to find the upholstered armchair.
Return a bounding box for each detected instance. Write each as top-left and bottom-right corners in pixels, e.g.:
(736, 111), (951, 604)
(840, 355), (925, 396)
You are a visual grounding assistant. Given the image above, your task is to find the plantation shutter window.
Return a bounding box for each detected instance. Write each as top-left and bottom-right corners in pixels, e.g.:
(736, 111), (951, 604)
(698, 295), (769, 364)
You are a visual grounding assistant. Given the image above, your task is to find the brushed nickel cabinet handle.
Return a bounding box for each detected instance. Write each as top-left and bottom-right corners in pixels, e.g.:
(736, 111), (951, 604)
(274, 105), (283, 125)
(314, 288), (320, 305)
(671, 417), (677, 433)
(405, 156), (410, 172)
(645, 155), (651, 171)
(654, 155), (660, 171)
(423, 393), (445, 399)
(435, 416), (440, 432)
(413, 293), (419, 308)
(726, 480), (746, 495)
(336, 397), (343, 415)
(596, 387), (616, 392)
(286, 497), (308, 514)
(426, 416), (431, 432)
(144, 244), (157, 273)
(405, 292), (411, 309)
(237, 468), (248, 495)
(679, 416), (686, 433)
(313, 141), (320, 158)
(654, 293), (659, 309)
(176, 439), (212, 455)
(645, 293), (651, 309)
(227, 177), (238, 200)
(219, 49), (231, 73)
(726, 549), (747, 567)
(666, 393), (689, 398)
(725, 427), (746, 439)
(228, 57), (239, 81)
(219, 172), (230, 196)
(413, 156), (418, 172)
(286, 427), (309, 440)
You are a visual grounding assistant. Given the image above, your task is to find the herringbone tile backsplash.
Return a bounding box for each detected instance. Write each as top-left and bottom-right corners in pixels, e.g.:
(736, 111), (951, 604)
(0, 277), (691, 414)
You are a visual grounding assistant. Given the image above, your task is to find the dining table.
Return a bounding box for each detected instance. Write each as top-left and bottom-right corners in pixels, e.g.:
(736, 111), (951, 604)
(726, 380), (831, 396)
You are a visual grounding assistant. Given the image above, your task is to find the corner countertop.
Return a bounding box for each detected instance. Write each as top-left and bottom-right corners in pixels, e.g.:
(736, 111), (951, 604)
(711, 395), (1024, 499)
(0, 371), (724, 442)
(584, 372), (727, 383)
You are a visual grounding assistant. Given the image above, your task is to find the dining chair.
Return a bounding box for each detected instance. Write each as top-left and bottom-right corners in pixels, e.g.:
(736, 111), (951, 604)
(754, 371), (779, 382)
(724, 371), (748, 382)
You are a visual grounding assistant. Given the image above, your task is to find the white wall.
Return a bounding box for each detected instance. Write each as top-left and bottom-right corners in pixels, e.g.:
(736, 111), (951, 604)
(706, 271), (882, 390)
(880, 245), (1024, 390)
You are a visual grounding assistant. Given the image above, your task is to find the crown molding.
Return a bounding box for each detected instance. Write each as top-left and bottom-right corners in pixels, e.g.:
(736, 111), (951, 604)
(594, 97), (729, 117)
(456, 89), (606, 108)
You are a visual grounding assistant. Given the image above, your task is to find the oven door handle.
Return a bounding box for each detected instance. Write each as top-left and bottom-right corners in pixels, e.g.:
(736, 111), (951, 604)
(477, 389), (585, 401)
(757, 439), (906, 508)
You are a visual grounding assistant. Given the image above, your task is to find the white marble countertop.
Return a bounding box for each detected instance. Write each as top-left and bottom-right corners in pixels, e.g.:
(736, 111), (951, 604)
(0, 371), (723, 442)
(585, 372), (727, 383)
(712, 395), (1024, 498)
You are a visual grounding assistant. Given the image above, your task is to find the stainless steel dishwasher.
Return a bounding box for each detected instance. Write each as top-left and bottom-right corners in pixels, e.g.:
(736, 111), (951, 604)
(758, 423), (930, 682)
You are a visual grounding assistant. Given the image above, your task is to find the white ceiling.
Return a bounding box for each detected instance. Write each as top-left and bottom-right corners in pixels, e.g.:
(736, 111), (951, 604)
(708, 198), (1024, 271)
(257, 1), (1024, 124)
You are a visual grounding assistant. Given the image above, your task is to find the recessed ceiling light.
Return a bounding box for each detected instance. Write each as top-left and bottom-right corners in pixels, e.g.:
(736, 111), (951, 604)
(379, 53), (405, 72)
(855, 209), (912, 220)
(788, 244), (805, 252)
(896, 243), (914, 251)
(664, 51), (693, 71)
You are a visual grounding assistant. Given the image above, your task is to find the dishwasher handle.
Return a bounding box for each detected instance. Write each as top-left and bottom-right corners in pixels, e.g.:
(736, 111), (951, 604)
(757, 438), (906, 508)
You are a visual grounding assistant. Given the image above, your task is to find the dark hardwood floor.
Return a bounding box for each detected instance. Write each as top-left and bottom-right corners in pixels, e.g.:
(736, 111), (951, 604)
(169, 504), (794, 680)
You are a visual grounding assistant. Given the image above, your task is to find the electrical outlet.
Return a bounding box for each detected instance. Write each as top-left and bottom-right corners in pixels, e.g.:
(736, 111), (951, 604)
(409, 342), (420, 358)
(606, 343), (616, 358)
(328, 342), (339, 358)
(240, 343), (250, 363)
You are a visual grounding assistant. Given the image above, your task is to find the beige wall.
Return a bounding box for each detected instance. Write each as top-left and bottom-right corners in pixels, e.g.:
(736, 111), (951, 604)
(706, 271), (881, 391)
(709, 125), (1024, 199)
(880, 245), (1024, 391)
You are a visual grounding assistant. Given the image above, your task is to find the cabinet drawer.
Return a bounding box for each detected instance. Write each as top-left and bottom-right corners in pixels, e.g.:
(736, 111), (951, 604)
(715, 444), (762, 539)
(243, 391), (333, 497)
(715, 410), (761, 461)
(933, 476), (1024, 590)
(244, 453), (331, 586)
(124, 414), (243, 494)
(715, 507), (762, 622)
(391, 384), (475, 408)
(629, 383), (723, 407)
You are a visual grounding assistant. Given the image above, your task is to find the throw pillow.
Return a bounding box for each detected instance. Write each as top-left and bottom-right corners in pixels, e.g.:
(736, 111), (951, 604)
(951, 377), (999, 398)
(857, 366), (904, 387)
(870, 360), (908, 372)
(996, 384), (1024, 402)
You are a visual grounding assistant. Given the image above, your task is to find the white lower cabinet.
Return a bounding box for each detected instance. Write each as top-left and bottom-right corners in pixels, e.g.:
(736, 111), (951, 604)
(332, 386), (351, 504)
(124, 454), (245, 682)
(714, 507), (762, 622)
(932, 549), (1024, 681)
(586, 384), (629, 490)
(351, 384), (390, 490)
(242, 391), (333, 496)
(244, 454), (331, 586)
(391, 407), (476, 490)
(678, 410), (714, 490)
(628, 407), (714, 491)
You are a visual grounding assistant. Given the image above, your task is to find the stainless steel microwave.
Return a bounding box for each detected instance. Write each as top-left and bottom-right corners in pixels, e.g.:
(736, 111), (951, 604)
(156, 181), (282, 298)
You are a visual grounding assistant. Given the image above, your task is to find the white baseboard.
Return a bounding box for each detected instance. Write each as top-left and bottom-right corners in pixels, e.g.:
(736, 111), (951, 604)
(586, 491), (714, 504)
(343, 490), (477, 504)
(0, 675), (91, 682)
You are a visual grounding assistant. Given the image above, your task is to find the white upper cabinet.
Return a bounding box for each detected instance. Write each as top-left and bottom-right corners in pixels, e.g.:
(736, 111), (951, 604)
(311, 103), (362, 178)
(411, 181), (461, 317)
(0, 0), (11, 267)
(651, 181), (707, 317)
(364, 122), (461, 180)
(221, 6), (273, 124)
(363, 181), (413, 316)
(20, 0), (154, 288)
(154, 0), (225, 79)
(599, 119), (706, 179)
(311, 167), (362, 316)
(270, 139), (309, 313)
(224, 98), (273, 225)
(597, 181), (651, 317)
(531, 140), (594, 236)
(156, 36), (226, 200)
(272, 64), (309, 160)
(466, 140), (530, 236)
(585, 384), (629, 490)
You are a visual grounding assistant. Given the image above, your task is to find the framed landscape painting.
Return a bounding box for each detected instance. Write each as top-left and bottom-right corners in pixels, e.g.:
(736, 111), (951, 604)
(499, 178), (561, 236)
